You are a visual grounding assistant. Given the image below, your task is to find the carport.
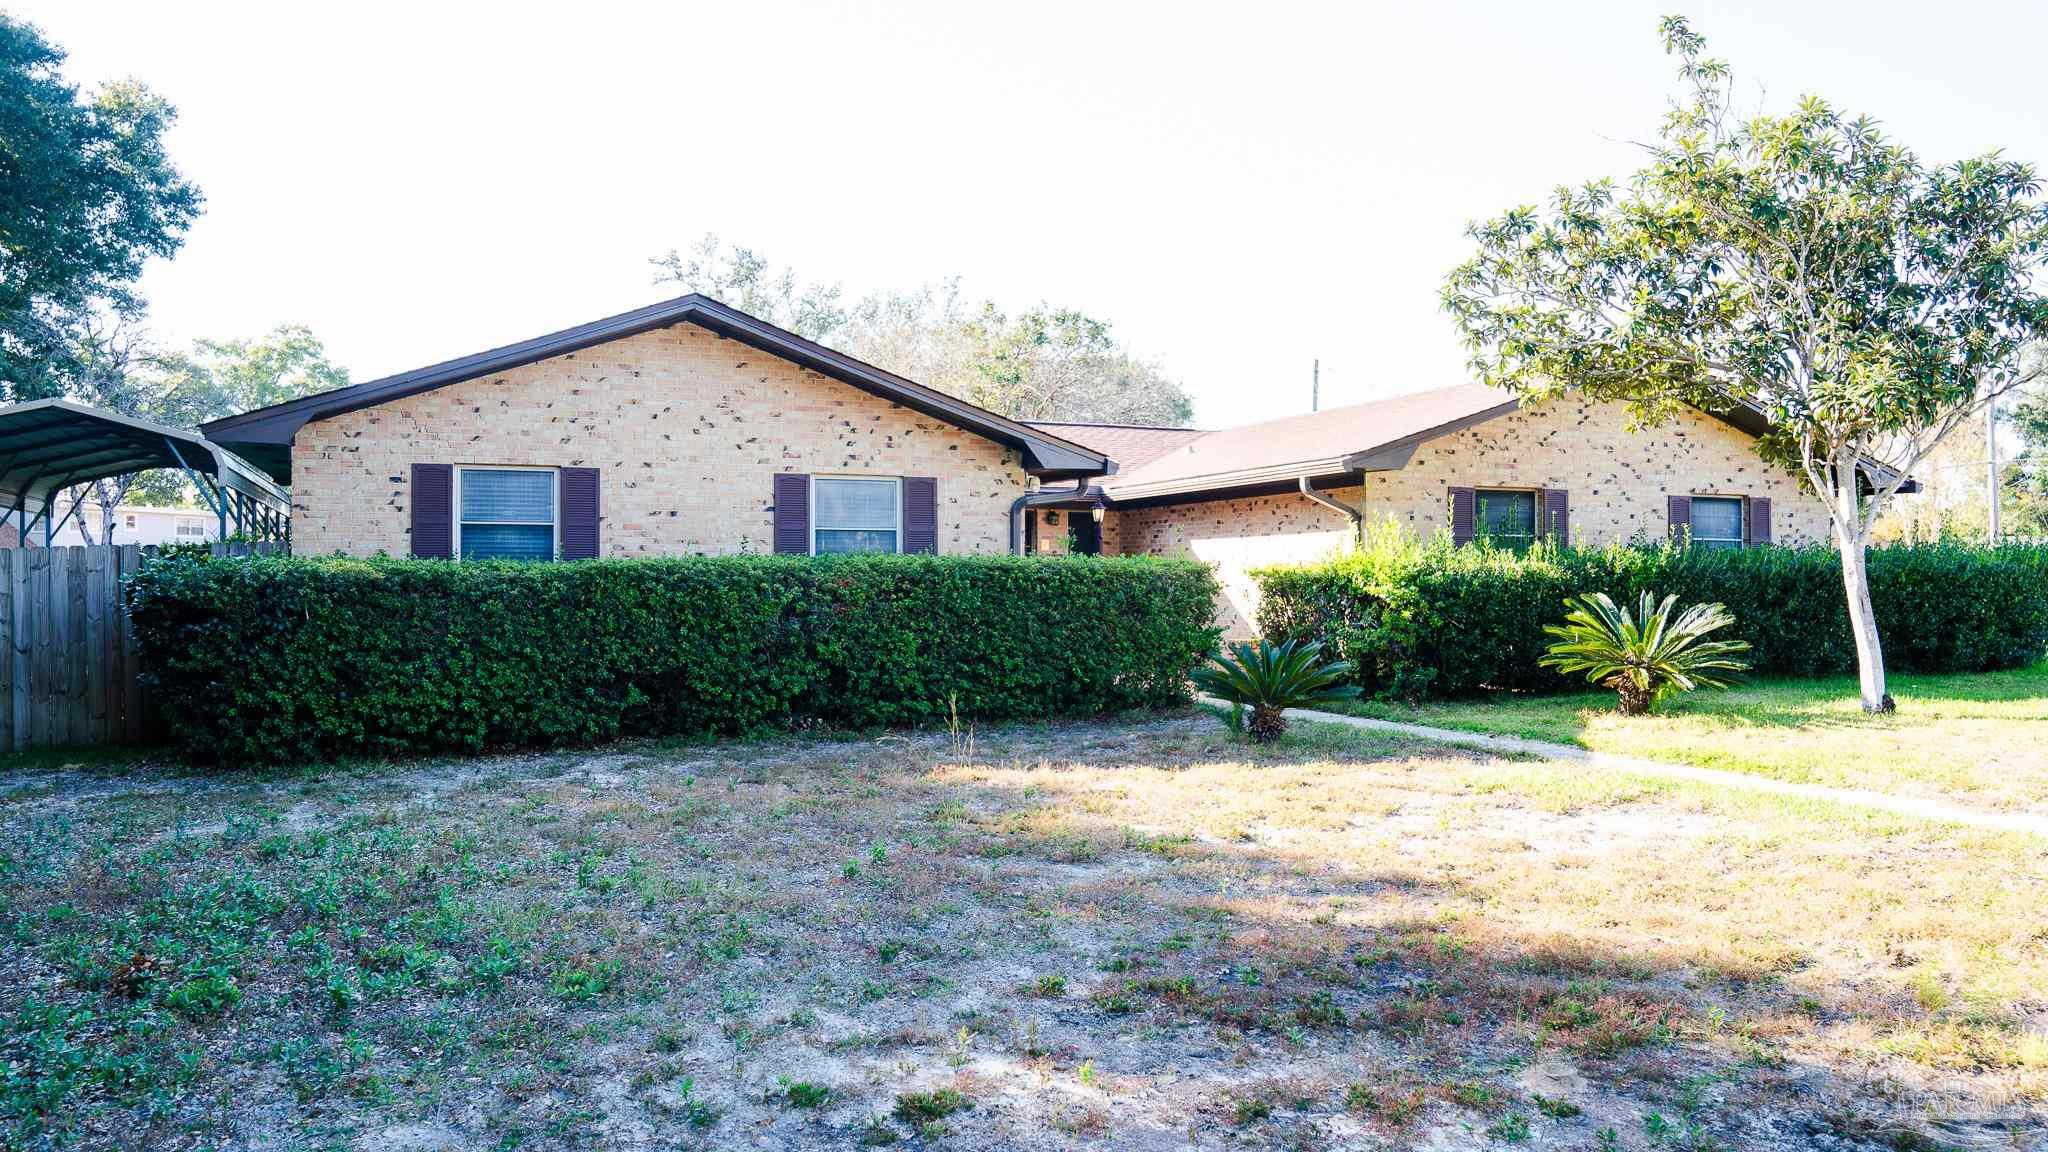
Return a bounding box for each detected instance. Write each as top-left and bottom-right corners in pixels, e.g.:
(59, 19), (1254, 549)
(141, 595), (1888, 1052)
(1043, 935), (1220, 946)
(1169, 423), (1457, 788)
(0, 399), (291, 546)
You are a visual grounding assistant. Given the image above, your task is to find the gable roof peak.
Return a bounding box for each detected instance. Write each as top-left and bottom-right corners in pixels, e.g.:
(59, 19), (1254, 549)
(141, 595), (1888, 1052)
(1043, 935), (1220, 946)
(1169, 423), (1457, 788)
(199, 294), (1109, 484)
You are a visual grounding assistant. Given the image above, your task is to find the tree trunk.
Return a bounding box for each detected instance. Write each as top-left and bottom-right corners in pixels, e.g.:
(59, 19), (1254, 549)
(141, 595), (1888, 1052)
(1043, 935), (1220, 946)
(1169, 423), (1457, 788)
(1831, 456), (1893, 713)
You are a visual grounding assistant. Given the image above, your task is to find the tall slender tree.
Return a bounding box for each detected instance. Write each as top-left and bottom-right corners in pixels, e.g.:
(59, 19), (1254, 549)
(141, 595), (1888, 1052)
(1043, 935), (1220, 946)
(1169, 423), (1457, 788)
(1444, 17), (2048, 712)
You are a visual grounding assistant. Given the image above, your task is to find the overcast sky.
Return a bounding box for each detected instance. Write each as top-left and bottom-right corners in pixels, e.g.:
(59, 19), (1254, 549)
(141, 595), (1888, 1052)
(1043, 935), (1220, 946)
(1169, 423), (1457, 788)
(18, 0), (2048, 429)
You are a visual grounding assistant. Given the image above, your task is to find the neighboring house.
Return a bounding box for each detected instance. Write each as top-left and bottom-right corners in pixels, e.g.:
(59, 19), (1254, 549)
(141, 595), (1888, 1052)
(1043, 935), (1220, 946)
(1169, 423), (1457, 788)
(1, 504), (216, 548)
(201, 295), (1874, 636)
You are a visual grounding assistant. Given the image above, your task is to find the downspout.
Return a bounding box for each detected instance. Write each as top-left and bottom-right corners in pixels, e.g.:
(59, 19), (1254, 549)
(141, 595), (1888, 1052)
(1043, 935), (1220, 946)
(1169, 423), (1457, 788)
(1011, 481), (1092, 555)
(1009, 490), (1034, 555)
(1298, 475), (1362, 547)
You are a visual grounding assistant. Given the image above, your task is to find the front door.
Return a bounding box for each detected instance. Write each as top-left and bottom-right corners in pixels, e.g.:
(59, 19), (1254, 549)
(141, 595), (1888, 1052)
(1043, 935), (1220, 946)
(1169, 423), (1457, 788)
(1071, 512), (1101, 556)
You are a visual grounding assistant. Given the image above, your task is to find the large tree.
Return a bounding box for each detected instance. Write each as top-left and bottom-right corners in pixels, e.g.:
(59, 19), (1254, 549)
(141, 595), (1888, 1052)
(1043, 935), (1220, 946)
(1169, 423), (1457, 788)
(1443, 17), (2048, 713)
(61, 323), (348, 536)
(0, 14), (200, 398)
(651, 234), (1194, 426)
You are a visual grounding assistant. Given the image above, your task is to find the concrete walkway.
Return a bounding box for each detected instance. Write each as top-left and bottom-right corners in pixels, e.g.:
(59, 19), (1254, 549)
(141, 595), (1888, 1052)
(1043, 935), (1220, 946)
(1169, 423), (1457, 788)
(1197, 695), (2048, 837)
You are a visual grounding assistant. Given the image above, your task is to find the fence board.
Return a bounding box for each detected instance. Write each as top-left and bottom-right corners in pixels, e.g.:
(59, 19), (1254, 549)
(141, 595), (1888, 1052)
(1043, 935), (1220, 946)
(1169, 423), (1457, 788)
(33, 549), (54, 747)
(9, 550), (27, 752)
(0, 541), (285, 751)
(67, 549), (88, 747)
(87, 547), (109, 743)
(0, 550), (10, 752)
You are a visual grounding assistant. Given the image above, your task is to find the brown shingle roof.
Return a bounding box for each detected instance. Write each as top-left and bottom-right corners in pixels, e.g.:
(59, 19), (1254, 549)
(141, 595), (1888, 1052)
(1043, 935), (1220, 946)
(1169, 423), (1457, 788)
(1022, 422), (1209, 473)
(1097, 383), (1517, 499)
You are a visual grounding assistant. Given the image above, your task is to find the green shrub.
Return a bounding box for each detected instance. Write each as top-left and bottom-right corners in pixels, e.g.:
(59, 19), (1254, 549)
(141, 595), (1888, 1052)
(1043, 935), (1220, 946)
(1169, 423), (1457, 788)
(1190, 638), (1361, 740)
(1254, 530), (2048, 699)
(131, 553), (1220, 765)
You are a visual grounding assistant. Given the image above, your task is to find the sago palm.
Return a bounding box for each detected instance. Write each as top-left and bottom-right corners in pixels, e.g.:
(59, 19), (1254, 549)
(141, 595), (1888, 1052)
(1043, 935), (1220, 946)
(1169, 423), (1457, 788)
(1191, 639), (1361, 742)
(1539, 591), (1750, 715)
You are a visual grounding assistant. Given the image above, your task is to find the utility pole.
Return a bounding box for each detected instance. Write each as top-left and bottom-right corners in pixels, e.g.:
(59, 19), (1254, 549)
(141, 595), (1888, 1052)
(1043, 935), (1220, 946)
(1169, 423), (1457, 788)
(1987, 395), (2001, 545)
(1312, 359), (1320, 412)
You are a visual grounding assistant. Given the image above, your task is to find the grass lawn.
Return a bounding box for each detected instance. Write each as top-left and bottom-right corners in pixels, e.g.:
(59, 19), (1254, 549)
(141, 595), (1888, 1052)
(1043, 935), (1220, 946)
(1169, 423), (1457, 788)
(1337, 660), (2048, 812)
(2, 714), (2043, 1149)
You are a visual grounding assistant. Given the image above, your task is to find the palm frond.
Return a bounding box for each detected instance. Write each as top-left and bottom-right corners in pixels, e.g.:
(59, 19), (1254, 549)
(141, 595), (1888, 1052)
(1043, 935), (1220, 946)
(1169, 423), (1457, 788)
(1192, 638), (1362, 740)
(1538, 590), (1750, 714)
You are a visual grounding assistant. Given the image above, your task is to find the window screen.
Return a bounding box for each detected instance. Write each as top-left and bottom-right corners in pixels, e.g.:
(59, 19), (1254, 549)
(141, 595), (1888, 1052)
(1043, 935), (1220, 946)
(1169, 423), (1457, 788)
(1690, 496), (1744, 549)
(813, 477), (899, 554)
(460, 469), (555, 560)
(1475, 490), (1537, 548)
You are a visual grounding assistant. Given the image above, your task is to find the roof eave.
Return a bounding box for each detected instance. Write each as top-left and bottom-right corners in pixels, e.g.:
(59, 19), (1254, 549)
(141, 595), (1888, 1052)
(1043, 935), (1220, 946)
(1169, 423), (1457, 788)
(1103, 457), (1358, 504)
(202, 295), (1110, 484)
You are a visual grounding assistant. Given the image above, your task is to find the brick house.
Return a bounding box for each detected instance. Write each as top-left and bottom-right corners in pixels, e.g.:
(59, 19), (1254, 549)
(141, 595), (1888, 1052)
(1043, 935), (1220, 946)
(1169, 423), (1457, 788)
(203, 295), (1860, 635)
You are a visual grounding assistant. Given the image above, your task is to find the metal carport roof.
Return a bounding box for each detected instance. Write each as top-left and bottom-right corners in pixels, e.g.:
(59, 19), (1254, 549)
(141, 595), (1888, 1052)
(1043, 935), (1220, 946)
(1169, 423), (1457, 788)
(0, 399), (291, 546)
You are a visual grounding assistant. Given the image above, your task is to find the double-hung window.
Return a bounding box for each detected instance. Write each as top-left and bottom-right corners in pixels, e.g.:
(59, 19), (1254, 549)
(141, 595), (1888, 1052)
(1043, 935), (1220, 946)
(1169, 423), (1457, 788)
(1475, 489), (1537, 549)
(812, 477), (900, 554)
(1689, 496), (1744, 550)
(458, 468), (557, 560)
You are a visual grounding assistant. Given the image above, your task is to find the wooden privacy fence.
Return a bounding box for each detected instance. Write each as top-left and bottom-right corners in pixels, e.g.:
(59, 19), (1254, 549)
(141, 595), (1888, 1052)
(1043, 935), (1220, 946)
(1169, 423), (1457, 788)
(0, 542), (282, 751)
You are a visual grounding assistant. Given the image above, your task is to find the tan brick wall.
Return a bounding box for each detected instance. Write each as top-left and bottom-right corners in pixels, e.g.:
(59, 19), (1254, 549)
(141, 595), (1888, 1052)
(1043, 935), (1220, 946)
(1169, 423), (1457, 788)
(1103, 396), (1832, 637)
(1109, 488), (1361, 637)
(292, 323), (1030, 557)
(1366, 395), (1832, 546)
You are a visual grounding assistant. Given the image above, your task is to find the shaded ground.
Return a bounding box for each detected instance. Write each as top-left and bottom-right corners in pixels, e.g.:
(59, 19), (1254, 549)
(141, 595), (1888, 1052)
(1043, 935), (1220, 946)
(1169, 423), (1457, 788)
(1338, 660), (2048, 813)
(2, 713), (2043, 1150)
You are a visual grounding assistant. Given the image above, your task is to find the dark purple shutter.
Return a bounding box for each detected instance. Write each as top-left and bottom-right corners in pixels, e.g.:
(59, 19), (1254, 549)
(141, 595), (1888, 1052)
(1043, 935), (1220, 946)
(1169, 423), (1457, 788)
(1542, 489), (1569, 546)
(410, 463), (453, 558)
(772, 473), (810, 554)
(561, 467), (600, 559)
(1668, 494), (1693, 542)
(1746, 497), (1771, 546)
(903, 476), (938, 554)
(1448, 487), (1476, 546)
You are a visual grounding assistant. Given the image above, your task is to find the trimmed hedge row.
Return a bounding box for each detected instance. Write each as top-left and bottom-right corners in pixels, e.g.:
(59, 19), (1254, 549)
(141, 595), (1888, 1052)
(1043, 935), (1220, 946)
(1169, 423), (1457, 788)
(132, 553), (1222, 765)
(1254, 537), (2048, 699)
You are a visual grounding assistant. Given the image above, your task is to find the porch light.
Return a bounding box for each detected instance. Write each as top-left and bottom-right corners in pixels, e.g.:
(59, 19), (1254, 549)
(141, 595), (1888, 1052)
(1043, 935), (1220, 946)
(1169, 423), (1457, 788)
(1091, 505), (1105, 524)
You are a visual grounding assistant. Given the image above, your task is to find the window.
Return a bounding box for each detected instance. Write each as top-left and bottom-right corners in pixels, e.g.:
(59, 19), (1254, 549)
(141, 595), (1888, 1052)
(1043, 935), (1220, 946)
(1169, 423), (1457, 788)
(458, 468), (556, 560)
(1690, 496), (1744, 549)
(1475, 489), (1537, 548)
(124, 514), (137, 529)
(175, 518), (205, 538)
(812, 477), (899, 554)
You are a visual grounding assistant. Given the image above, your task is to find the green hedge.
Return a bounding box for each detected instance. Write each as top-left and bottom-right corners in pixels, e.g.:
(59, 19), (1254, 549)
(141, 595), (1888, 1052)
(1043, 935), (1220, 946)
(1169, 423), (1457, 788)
(131, 553), (1221, 765)
(1254, 536), (2048, 699)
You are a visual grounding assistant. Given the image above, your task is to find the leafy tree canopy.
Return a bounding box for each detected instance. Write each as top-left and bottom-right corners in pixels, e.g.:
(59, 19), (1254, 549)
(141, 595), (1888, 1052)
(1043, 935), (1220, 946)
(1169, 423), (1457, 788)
(1443, 16), (2048, 710)
(63, 320), (348, 518)
(0, 14), (201, 399)
(651, 235), (1194, 426)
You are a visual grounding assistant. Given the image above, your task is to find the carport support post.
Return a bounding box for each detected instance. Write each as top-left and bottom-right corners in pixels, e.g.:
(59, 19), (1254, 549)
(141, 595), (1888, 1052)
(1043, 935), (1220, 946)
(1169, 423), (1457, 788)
(164, 436), (230, 540)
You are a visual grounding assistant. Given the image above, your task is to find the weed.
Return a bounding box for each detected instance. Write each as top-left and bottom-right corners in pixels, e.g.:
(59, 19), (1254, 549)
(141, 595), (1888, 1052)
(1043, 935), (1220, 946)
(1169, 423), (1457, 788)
(893, 1089), (973, 1124)
(778, 1078), (833, 1109)
(1488, 1113), (1532, 1143)
(548, 956), (622, 1002)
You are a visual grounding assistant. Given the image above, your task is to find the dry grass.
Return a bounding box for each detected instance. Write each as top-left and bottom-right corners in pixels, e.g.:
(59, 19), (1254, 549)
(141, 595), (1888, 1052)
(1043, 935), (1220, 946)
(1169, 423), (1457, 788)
(1, 712), (2042, 1150)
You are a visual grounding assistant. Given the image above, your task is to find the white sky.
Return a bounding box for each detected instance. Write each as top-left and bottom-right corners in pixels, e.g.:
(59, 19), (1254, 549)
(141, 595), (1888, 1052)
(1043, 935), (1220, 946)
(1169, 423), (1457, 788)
(19, 0), (2048, 430)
